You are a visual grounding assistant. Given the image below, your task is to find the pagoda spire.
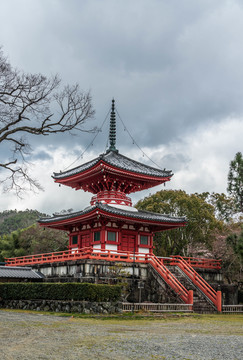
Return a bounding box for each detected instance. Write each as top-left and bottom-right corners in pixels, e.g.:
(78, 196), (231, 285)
(109, 99), (117, 151)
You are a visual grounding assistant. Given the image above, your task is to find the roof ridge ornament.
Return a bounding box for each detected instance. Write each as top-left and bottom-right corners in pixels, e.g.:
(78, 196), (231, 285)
(109, 99), (118, 152)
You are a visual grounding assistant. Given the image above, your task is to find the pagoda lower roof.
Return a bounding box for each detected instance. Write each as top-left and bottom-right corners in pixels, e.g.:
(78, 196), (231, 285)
(53, 149), (172, 181)
(39, 203), (186, 231)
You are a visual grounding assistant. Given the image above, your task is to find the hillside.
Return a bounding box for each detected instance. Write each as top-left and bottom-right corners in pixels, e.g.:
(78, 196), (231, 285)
(0, 209), (49, 236)
(0, 209), (68, 261)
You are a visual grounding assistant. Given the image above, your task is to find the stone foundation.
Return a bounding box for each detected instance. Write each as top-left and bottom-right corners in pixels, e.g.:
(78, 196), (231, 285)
(31, 259), (237, 305)
(196, 268), (223, 283)
(0, 299), (122, 314)
(34, 259), (148, 282)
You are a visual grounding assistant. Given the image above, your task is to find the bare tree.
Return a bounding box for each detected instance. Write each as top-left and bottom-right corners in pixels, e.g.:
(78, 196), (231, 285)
(0, 48), (95, 196)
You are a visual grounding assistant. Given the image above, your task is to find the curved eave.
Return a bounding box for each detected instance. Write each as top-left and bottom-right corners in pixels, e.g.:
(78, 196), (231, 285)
(53, 160), (172, 191)
(97, 208), (186, 231)
(53, 157), (100, 182)
(53, 150), (172, 180)
(38, 206), (98, 230)
(39, 204), (186, 232)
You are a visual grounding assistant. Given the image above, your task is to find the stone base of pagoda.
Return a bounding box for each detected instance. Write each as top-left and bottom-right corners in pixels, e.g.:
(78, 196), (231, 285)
(30, 258), (227, 305)
(30, 259), (174, 304)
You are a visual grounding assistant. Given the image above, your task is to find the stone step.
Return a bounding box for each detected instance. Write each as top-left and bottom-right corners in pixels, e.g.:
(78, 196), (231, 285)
(167, 265), (217, 313)
(148, 263), (217, 313)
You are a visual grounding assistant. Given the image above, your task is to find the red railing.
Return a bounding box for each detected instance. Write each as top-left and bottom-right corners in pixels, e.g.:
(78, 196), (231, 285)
(148, 255), (193, 305)
(5, 249), (221, 270)
(5, 247), (90, 266)
(178, 256), (221, 270)
(168, 255), (221, 312)
(5, 247), (150, 266)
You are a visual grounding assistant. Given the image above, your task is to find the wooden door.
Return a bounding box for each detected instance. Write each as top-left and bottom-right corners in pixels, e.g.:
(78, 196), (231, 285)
(121, 233), (136, 253)
(80, 233), (90, 248)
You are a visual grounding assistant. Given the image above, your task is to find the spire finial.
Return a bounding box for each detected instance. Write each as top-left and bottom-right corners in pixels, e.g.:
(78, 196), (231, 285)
(109, 98), (117, 151)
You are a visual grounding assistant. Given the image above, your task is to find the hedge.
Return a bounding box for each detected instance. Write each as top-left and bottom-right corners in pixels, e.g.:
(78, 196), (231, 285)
(0, 282), (121, 302)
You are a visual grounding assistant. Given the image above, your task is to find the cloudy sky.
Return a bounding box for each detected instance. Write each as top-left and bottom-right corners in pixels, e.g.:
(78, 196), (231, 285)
(0, 0), (243, 214)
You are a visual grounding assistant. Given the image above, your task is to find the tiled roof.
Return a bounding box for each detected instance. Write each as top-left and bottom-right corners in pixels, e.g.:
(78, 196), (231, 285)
(53, 150), (172, 179)
(0, 266), (44, 279)
(39, 203), (186, 224)
(39, 205), (96, 223)
(100, 203), (186, 223)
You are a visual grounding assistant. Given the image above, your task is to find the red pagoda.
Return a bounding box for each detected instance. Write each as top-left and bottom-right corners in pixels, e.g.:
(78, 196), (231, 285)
(38, 100), (186, 254)
(6, 100), (223, 313)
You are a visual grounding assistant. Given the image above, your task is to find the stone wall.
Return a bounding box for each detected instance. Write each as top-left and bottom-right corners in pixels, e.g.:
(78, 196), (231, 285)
(196, 268), (223, 283)
(34, 259), (148, 283)
(0, 299), (122, 314)
(143, 265), (182, 303)
(32, 259), (237, 305)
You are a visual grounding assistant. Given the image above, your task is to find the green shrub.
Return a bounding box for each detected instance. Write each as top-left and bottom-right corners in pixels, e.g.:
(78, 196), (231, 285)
(0, 282), (121, 302)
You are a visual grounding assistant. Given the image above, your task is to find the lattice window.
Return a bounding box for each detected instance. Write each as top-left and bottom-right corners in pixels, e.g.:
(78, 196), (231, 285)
(107, 231), (116, 241)
(140, 235), (148, 245)
(72, 235), (78, 245)
(94, 231), (100, 242)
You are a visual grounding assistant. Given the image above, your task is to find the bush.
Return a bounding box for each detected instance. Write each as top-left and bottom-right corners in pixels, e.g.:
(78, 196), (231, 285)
(0, 282), (121, 302)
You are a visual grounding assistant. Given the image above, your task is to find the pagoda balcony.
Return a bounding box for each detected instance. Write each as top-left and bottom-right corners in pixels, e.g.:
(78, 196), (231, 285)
(90, 190), (132, 206)
(5, 248), (222, 270)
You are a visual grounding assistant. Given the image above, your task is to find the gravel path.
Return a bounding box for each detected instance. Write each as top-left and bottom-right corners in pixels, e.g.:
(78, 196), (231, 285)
(0, 310), (242, 360)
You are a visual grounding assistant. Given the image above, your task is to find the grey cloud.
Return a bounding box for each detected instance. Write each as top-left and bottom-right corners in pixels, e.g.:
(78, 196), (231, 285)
(160, 153), (191, 173)
(1, 0), (243, 211)
(2, 0), (243, 151)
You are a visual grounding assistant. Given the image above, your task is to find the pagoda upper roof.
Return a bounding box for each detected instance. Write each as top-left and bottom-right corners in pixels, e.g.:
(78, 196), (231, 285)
(39, 202), (186, 231)
(53, 149), (172, 181)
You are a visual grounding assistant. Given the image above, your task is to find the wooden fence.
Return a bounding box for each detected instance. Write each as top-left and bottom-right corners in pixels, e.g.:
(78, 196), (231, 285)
(222, 305), (243, 313)
(122, 302), (193, 313)
(123, 303), (243, 314)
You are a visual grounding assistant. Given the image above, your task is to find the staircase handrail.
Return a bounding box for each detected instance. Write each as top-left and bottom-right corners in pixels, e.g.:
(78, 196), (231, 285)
(147, 255), (193, 305)
(181, 256), (221, 270)
(170, 255), (221, 311)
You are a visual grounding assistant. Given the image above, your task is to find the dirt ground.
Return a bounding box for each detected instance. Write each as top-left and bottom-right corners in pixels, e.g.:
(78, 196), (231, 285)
(0, 310), (243, 360)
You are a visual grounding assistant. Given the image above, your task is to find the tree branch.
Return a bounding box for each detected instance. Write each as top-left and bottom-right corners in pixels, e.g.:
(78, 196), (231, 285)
(0, 47), (95, 196)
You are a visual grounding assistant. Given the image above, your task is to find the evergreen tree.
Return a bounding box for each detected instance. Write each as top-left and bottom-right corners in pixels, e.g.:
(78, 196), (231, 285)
(227, 152), (243, 213)
(136, 190), (222, 256)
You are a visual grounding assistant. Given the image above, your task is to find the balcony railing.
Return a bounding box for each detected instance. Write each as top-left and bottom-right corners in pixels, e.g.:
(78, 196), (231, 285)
(5, 248), (221, 270)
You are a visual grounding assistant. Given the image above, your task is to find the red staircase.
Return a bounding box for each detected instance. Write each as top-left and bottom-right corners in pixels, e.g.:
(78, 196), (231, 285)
(147, 255), (193, 306)
(167, 255), (221, 312)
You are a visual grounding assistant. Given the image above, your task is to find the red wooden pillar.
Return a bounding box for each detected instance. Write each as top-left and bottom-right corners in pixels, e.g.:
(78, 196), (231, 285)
(135, 232), (138, 253)
(187, 290), (194, 311)
(117, 228), (122, 250)
(101, 226), (106, 250)
(150, 233), (154, 255)
(216, 291), (222, 312)
(187, 290), (193, 305)
(78, 232), (81, 249)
